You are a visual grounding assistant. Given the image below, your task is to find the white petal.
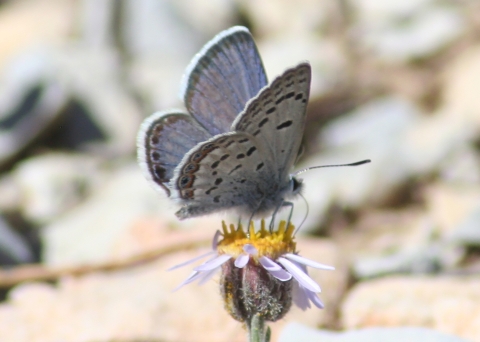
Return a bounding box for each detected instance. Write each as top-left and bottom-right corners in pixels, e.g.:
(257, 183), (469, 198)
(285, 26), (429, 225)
(172, 271), (202, 291)
(277, 257), (321, 293)
(198, 267), (219, 285)
(284, 253), (335, 270)
(167, 251), (216, 271)
(243, 244), (258, 255)
(292, 281), (310, 310)
(259, 256), (282, 271)
(305, 288), (325, 309)
(194, 254), (232, 271)
(212, 230), (221, 249)
(234, 254), (249, 268)
(267, 268), (292, 281)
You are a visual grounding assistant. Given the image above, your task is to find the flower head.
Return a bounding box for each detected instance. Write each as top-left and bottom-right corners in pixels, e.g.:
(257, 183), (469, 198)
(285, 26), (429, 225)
(170, 220), (334, 322)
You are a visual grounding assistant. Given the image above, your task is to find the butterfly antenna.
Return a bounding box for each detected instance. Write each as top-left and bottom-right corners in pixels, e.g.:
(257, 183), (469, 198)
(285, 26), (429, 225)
(294, 193), (309, 236)
(293, 159), (371, 176)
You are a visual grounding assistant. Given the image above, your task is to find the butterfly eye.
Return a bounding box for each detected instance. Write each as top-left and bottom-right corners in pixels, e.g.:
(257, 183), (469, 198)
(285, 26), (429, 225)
(291, 177), (302, 193)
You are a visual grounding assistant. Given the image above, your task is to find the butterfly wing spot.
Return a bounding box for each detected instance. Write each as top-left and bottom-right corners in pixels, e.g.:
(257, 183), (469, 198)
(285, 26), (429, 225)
(183, 189), (194, 199)
(228, 164), (242, 174)
(211, 160), (221, 168)
(220, 154), (230, 161)
(253, 129), (261, 136)
(225, 140), (235, 147)
(183, 163), (199, 173)
(240, 179), (246, 183)
(256, 162), (264, 170)
(246, 146), (256, 156)
(150, 136), (159, 144)
(237, 153), (245, 159)
(191, 152), (204, 162)
(266, 107), (276, 114)
(213, 196), (221, 203)
(285, 91), (295, 99)
(238, 138), (249, 143)
(201, 143), (214, 151)
(151, 152), (160, 161)
(276, 120), (293, 130)
(205, 187), (217, 194)
(258, 118), (269, 127)
(154, 166), (167, 180)
(294, 93), (303, 100)
(275, 96), (285, 105)
(212, 171), (218, 175)
(179, 174), (195, 189)
(215, 178), (223, 185)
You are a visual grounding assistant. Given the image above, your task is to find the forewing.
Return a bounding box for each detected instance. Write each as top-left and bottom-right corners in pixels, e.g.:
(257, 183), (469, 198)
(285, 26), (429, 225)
(170, 132), (274, 219)
(181, 26), (268, 136)
(137, 111), (211, 196)
(232, 63), (311, 180)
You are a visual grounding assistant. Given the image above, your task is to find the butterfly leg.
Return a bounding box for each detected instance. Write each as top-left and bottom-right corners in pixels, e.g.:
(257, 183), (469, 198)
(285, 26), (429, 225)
(269, 201), (284, 232)
(283, 201), (294, 228)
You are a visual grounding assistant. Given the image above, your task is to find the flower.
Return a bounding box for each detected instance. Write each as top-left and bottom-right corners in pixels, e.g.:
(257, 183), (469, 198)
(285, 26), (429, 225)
(170, 220), (334, 322)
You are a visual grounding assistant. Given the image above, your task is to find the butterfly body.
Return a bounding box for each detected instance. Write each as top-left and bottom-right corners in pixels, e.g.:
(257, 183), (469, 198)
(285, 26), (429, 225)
(137, 26), (311, 220)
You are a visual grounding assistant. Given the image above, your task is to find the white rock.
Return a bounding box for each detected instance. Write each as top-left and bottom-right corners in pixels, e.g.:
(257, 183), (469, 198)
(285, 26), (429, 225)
(280, 323), (469, 342)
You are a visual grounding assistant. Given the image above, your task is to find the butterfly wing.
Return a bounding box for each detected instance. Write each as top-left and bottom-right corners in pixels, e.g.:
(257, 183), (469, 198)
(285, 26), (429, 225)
(137, 111), (211, 196)
(170, 131), (278, 219)
(181, 26), (268, 136)
(232, 63), (311, 181)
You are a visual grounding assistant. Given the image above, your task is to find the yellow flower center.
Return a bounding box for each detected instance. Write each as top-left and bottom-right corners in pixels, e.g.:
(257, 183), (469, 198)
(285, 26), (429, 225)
(217, 220), (296, 260)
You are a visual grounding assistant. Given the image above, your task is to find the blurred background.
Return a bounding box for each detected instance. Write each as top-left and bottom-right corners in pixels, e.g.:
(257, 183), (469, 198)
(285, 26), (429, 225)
(0, 0), (479, 341)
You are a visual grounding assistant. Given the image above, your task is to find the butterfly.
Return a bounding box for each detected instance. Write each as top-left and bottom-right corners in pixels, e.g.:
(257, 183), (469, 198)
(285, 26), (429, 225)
(137, 26), (312, 220)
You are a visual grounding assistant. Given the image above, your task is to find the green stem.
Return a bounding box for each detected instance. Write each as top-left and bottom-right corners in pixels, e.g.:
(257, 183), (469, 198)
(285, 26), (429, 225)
(247, 314), (270, 342)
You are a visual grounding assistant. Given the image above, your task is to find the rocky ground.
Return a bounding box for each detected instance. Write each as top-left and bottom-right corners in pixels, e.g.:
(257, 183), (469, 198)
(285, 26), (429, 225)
(0, 0), (480, 341)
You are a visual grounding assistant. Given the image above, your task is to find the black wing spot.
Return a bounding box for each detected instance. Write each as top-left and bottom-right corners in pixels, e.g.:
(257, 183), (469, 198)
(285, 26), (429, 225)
(183, 163), (198, 173)
(153, 166), (166, 180)
(201, 143), (214, 151)
(239, 138), (249, 143)
(212, 171), (218, 176)
(225, 140), (235, 147)
(151, 136), (159, 144)
(286, 81), (294, 87)
(240, 179), (246, 183)
(256, 162), (264, 171)
(205, 187), (217, 195)
(192, 152), (203, 162)
(258, 118), (269, 127)
(246, 146), (256, 156)
(213, 196), (220, 203)
(253, 129), (261, 136)
(264, 99), (273, 106)
(237, 153), (245, 159)
(285, 92), (295, 99)
(302, 99), (307, 103)
(211, 160), (220, 169)
(220, 154), (230, 161)
(295, 93), (303, 101)
(266, 107), (276, 115)
(215, 178), (223, 185)
(217, 137), (228, 144)
(229, 164), (242, 174)
(151, 152), (160, 161)
(275, 96), (285, 105)
(277, 121), (293, 130)
(179, 175), (192, 188)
